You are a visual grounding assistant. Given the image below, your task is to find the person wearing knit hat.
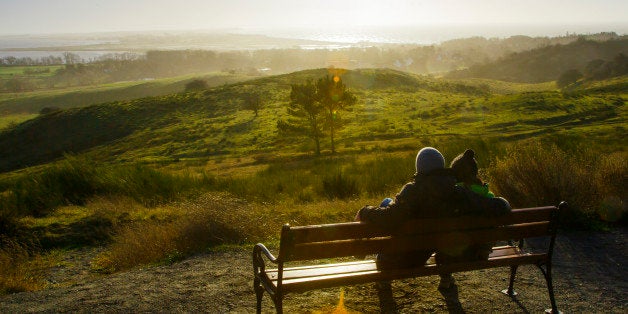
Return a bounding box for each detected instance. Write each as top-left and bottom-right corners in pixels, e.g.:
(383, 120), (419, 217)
(436, 149), (512, 286)
(416, 147), (446, 175)
(376, 147), (446, 209)
(450, 149), (511, 209)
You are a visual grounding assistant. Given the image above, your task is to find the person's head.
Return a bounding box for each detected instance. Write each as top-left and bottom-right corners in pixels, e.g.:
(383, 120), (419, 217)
(415, 147), (445, 175)
(451, 149), (481, 185)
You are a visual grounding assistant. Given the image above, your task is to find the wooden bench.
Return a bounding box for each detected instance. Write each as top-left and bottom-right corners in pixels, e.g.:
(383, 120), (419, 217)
(253, 202), (565, 313)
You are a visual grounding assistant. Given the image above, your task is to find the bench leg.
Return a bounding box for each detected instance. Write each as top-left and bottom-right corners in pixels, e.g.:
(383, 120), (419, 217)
(541, 263), (560, 314)
(501, 265), (519, 296)
(273, 296), (283, 314)
(254, 278), (264, 314)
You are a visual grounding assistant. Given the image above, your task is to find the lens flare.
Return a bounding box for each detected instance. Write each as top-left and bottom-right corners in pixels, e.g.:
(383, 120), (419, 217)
(312, 288), (359, 314)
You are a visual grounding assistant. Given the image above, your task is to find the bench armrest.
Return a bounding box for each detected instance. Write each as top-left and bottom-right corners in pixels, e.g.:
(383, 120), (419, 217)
(253, 243), (278, 264)
(253, 243), (280, 280)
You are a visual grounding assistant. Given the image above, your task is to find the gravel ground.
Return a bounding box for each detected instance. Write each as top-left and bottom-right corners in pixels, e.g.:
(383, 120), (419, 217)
(1, 227), (625, 313)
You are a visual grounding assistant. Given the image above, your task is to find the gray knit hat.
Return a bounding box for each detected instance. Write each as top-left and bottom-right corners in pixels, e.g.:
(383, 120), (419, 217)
(415, 147), (445, 175)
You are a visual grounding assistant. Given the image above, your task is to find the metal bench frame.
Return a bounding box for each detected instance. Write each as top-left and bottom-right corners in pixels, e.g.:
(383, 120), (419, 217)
(253, 202), (565, 313)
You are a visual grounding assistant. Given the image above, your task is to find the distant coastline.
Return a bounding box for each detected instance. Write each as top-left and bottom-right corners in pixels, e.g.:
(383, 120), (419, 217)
(1, 23), (626, 60)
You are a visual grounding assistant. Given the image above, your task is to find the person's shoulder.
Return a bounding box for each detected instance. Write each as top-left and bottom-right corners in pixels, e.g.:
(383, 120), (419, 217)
(420, 169), (457, 188)
(397, 181), (418, 194)
(428, 168), (455, 177)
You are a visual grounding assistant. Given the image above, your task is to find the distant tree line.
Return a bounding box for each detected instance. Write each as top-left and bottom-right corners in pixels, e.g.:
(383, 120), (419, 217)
(446, 37), (628, 83)
(1, 32), (625, 93)
(0, 52), (140, 66)
(557, 53), (628, 88)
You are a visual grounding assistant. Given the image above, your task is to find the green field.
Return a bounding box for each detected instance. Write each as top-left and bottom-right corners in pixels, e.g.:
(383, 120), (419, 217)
(0, 71), (256, 115)
(0, 65), (63, 78)
(0, 113), (38, 129)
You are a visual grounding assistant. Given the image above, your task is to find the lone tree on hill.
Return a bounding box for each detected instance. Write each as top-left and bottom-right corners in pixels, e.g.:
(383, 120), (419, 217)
(242, 91), (263, 117)
(277, 79), (324, 155)
(316, 74), (356, 154)
(277, 74), (357, 155)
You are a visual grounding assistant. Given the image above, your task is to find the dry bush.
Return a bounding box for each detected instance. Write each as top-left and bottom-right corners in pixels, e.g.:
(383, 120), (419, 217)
(0, 237), (45, 294)
(90, 191), (367, 273)
(91, 192), (266, 273)
(91, 221), (180, 273)
(488, 140), (626, 227)
(594, 152), (627, 222)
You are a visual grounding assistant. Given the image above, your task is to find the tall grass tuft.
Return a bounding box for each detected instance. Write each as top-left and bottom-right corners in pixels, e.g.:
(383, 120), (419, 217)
(100, 164), (203, 207)
(322, 171), (358, 199)
(594, 152), (627, 223)
(0, 237), (45, 294)
(8, 155), (100, 216)
(91, 193), (266, 273)
(345, 155), (414, 196)
(488, 140), (626, 227)
(0, 155), (209, 218)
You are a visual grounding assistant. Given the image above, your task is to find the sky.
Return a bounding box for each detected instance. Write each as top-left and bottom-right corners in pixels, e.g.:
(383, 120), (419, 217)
(0, 0), (627, 36)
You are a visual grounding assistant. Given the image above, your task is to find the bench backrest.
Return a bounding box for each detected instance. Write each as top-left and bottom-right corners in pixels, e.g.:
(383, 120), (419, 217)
(278, 205), (560, 262)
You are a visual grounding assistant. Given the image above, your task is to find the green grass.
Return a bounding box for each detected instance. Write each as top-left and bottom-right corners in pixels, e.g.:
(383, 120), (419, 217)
(0, 71), (255, 114)
(0, 65), (63, 78)
(448, 78), (557, 94)
(0, 155), (211, 218)
(0, 113), (38, 130)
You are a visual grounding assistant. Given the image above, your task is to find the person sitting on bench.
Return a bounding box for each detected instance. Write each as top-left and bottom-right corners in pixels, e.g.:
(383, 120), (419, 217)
(355, 147), (510, 288)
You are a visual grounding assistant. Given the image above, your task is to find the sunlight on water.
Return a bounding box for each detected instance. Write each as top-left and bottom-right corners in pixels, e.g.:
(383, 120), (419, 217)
(239, 23), (628, 46)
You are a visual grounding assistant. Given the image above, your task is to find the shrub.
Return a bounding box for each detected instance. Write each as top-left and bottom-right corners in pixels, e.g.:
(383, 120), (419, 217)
(8, 155), (100, 216)
(100, 164), (198, 207)
(557, 69), (583, 88)
(0, 237), (44, 295)
(39, 107), (61, 115)
(0, 155), (209, 218)
(184, 79), (208, 92)
(91, 193), (264, 273)
(488, 140), (626, 228)
(322, 171), (358, 199)
(594, 152), (627, 223)
(345, 155), (413, 196)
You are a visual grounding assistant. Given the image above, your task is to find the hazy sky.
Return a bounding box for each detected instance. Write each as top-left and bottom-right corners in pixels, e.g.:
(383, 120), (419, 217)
(1, 0), (627, 35)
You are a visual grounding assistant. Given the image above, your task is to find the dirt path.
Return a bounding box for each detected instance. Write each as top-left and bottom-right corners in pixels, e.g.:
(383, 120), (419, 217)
(1, 228), (626, 313)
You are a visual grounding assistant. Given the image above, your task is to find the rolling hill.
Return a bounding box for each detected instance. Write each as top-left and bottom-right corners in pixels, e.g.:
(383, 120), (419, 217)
(0, 72), (255, 115)
(446, 37), (628, 83)
(0, 68), (625, 173)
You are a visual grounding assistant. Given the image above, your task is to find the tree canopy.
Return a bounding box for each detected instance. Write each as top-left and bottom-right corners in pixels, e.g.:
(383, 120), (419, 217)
(277, 79), (324, 154)
(277, 74), (356, 155)
(316, 75), (356, 153)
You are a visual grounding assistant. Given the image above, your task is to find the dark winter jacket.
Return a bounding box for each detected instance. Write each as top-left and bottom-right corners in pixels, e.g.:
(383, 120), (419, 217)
(356, 168), (509, 268)
(358, 169), (507, 228)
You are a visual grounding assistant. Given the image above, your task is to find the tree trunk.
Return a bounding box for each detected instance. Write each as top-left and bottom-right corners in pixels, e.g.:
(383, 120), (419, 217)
(329, 109), (336, 154)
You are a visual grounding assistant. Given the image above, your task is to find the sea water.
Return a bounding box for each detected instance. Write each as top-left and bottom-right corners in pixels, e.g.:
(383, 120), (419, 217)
(1, 23), (626, 59)
(239, 23), (628, 45)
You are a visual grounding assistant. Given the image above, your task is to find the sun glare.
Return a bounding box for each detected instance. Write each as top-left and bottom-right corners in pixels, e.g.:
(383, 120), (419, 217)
(312, 288), (358, 314)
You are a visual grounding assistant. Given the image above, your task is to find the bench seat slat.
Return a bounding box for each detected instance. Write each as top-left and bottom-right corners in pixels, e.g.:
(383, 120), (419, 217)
(266, 246), (523, 281)
(263, 247), (545, 293)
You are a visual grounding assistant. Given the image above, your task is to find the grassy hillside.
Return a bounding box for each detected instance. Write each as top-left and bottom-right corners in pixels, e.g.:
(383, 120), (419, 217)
(447, 37), (628, 83)
(0, 71), (254, 115)
(0, 68), (625, 173)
